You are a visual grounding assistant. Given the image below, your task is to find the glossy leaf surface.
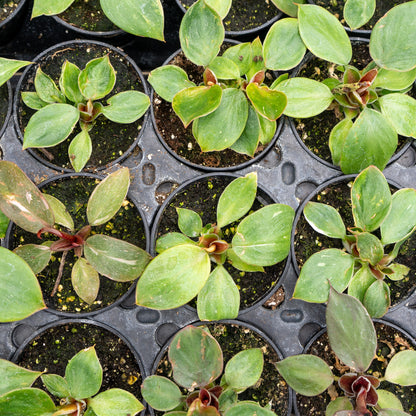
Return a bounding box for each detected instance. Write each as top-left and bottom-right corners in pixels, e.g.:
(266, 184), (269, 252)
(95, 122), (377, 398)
(246, 83), (286, 121)
(355, 232), (384, 265)
(0, 58), (31, 87)
(72, 257), (100, 305)
(177, 207), (202, 237)
(68, 129), (92, 172)
(271, 0), (305, 17)
(363, 279), (390, 318)
(89, 388), (144, 416)
(344, 0), (375, 30)
(13, 244), (51, 274)
(348, 265), (376, 303)
(304, 202), (346, 239)
(32, 0), (74, 17)
(0, 388), (56, 415)
(59, 60), (83, 103)
(35, 68), (66, 103)
(102, 91), (149, 123)
(142, 376), (182, 412)
(43, 193), (74, 230)
(385, 350), (416, 386)
(230, 105), (260, 156)
(329, 118), (353, 166)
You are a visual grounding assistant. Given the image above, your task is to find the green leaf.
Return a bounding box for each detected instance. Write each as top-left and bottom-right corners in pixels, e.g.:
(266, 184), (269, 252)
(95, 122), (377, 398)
(298, 4), (352, 65)
(271, 0), (305, 17)
(136, 244), (210, 309)
(303, 202), (346, 239)
(89, 388), (144, 416)
(274, 77), (333, 118)
(219, 390), (237, 413)
(222, 43), (252, 76)
(326, 288), (376, 372)
(66, 347), (102, 400)
(23, 103), (79, 149)
(32, 0), (74, 17)
(385, 350), (416, 386)
(348, 265), (376, 303)
(208, 56), (240, 80)
(84, 234), (151, 282)
(217, 172), (257, 229)
(225, 402), (276, 416)
(141, 376), (182, 412)
(193, 88), (248, 151)
(363, 279), (390, 318)
(0, 388), (56, 416)
(326, 397), (353, 416)
(172, 85), (222, 127)
(370, 1), (416, 71)
(227, 248), (264, 272)
(246, 38), (265, 81)
(102, 91), (149, 123)
(41, 374), (70, 398)
(377, 389), (404, 411)
(177, 207), (203, 237)
(230, 105), (260, 156)
(246, 83), (286, 121)
(351, 165), (392, 232)
(179, 0), (224, 66)
(59, 61), (83, 104)
(21, 92), (47, 110)
(43, 194), (74, 230)
(378, 410), (412, 416)
(329, 117), (353, 166)
(355, 232), (384, 266)
(205, 0), (231, 19)
(0, 58), (31, 87)
(388, 263), (410, 281)
(72, 257), (100, 305)
(156, 232), (196, 254)
(78, 56), (116, 101)
(0, 360), (41, 395)
(263, 18), (306, 71)
(87, 167), (130, 226)
(34, 67), (66, 104)
(0, 210), (9, 238)
(0, 161), (55, 233)
(379, 94), (416, 137)
(232, 204), (295, 266)
(275, 355), (333, 396)
(197, 265), (240, 321)
(294, 249), (355, 303)
(100, 0), (164, 41)
(68, 129), (92, 172)
(224, 349), (263, 390)
(344, 0), (375, 30)
(168, 326), (223, 389)
(13, 244), (51, 274)
(373, 68), (416, 91)
(148, 65), (196, 102)
(258, 115), (276, 145)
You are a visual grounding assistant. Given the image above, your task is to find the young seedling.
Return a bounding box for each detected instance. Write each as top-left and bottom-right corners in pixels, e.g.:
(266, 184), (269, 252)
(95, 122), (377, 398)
(142, 325), (276, 416)
(293, 165), (416, 318)
(276, 288), (416, 416)
(0, 346), (143, 416)
(22, 55), (150, 171)
(0, 161), (151, 306)
(31, 0), (165, 41)
(136, 172), (294, 320)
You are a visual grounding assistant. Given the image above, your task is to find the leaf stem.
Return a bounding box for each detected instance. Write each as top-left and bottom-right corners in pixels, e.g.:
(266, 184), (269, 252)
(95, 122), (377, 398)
(51, 251), (67, 297)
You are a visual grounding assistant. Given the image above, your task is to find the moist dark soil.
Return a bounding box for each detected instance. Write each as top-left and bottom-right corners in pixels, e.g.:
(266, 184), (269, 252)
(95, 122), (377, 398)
(180, 0), (280, 32)
(296, 323), (416, 415)
(9, 175), (147, 313)
(0, 82), (9, 131)
(156, 323), (289, 414)
(0, 0), (21, 22)
(58, 0), (118, 32)
(155, 175), (286, 309)
(17, 322), (142, 402)
(18, 42), (146, 171)
(313, 0), (410, 31)
(294, 180), (416, 307)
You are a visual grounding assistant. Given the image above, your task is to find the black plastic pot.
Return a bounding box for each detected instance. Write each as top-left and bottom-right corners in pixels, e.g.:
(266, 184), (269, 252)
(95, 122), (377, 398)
(0, 0), (29, 44)
(4, 171), (150, 318)
(13, 39), (150, 173)
(0, 81), (12, 139)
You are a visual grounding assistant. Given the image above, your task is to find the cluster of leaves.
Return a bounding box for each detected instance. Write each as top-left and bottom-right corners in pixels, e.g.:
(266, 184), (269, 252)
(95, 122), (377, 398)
(142, 325), (276, 416)
(0, 346), (143, 416)
(136, 172), (294, 321)
(293, 165), (416, 318)
(31, 0), (164, 40)
(0, 161), (150, 322)
(22, 55), (150, 171)
(277, 288), (416, 416)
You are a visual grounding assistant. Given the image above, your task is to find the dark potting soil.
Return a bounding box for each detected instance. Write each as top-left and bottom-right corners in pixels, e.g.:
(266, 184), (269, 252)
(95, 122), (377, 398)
(294, 180), (416, 307)
(153, 47), (276, 168)
(313, 0), (410, 31)
(180, 0), (280, 32)
(155, 323), (289, 414)
(17, 322), (143, 402)
(0, 82), (9, 130)
(58, 0), (118, 32)
(0, 0), (21, 22)
(10, 175), (147, 313)
(18, 42), (146, 171)
(296, 323), (416, 415)
(155, 176), (285, 309)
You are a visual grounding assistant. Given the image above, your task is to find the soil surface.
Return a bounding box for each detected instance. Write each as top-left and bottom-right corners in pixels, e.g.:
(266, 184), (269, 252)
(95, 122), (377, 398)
(0, 0), (20, 22)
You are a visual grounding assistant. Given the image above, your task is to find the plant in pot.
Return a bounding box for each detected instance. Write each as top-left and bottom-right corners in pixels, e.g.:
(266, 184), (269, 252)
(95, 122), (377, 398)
(0, 346), (143, 415)
(136, 172), (294, 321)
(292, 165), (416, 318)
(142, 324), (278, 415)
(31, 0), (165, 40)
(276, 287), (416, 415)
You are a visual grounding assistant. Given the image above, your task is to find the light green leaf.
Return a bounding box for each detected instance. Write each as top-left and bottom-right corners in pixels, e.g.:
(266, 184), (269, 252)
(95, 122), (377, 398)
(355, 232), (384, 266)
(230, 105), (260, 156)
(208, 56), (240, 80)
(378, 410), (412, 416)
(0, 360), (42, 395)
(0, 210), (9, 238)
(303, 202), (346, 239)
(177, 207), (203, 237)
(43, 194), (74, 230)
(155, 232), (196, 254)
(219, 390), (237, 413)
(271, 0), (305, 17)
(246, 83), (286, 121)
(32, 0), (74, 17)
(227, 248), (264, 272)
(34, 67), (66, 104)
(377, 389), (404, 411)
(102, 91), (149, 123)
(373, 67), (416, 91)
(225, 402), (276, 416)
(89, 388), (143, 416)
(68, 129), (92, 172)
(13, 244), (51, 274)
(344, 0), (375, 30)
(0, 388), (56, 416)
(348, 265), (376, 303)
(246, 38), (265, 81)
(222, 43), (252, 76)
(141, 376), (182, 412)
(385, 350), (416, 386)
(72, 257), (100, 305)
(388, 263), (410, 282)
(326, 397), (353, 416)
(363, 279), (390, 318)
(258, 115), (276, 145)
(59, 61), (83, 104)
(205, 0), (231, 19)
(329, 117), (353, 166)
(0, 58), (31, 87)
(41, 374), (70, 398)
(21, 92), (47, 110)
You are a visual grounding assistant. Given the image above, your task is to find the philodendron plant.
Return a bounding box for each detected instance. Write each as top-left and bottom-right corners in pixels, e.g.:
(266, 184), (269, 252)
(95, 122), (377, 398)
(136, 172), (294, 320)
(31, 0), (164, 41)
(22, 55), (150, 171)
(277, 288), (416, 416)
(142, 325), (276, 416)
(0, 346), (143, 416)
(293, 165), (416, 318)
(272, 1), (416, 173)
(0, 161), (151, 307)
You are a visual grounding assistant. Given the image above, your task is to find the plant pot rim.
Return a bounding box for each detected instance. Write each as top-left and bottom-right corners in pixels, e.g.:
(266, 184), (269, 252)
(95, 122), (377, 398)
(0, 80), (13, 139)
(150, 318), (293, 416)
(12, 39), (150, 173)
(0, 0), (28, 29)
(4, 170), (151, 319)
(151, 171), (292, 316)
(150, 39), (284, 172)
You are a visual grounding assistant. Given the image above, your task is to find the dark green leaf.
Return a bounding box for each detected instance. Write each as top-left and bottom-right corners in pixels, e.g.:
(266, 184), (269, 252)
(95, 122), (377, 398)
(59, 60), (83, 103)
(329, 118), (353, 166)
(0, 210), (9, 238)
(68, 129), (92, 172)
(34, 67), (66, 103)
(102, 91), (149, 123)
(230, 105), (260, 156)
(363, 279), (390, 318)
(258, 114), (276, 145)
(347, 265), (376, 303)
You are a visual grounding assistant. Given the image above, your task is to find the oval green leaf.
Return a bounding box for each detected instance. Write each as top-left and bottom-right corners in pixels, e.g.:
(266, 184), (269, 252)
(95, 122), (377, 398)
(102, 90), (149, 123)
(355, 232), (384, 266)
(155, 232), (196, 254)
(177, 207), (202, 237)
(377, 389), (404, 411)
(59, 60), (83, 104)
(230, 105), (260, 156)
(348, 265), (376, 303)
(31, 0), (74, 17)
(385, 350), (416, 386)
(34, 67), (66, 104)
(142, 376), (182, 412)
(344, 0), (375, 30)
(246, 83), (286, 121)
(72, 257), (100, 305)
(222, 42), (252, 76)
(363, 279), (390, 318)
(41, 374), (70, 399)
(208, 56), (240, 80)
(329, 117), (353, 166)
(13, 244), (51, 274)
(22, 92), (47, 110)
(373, 68), (416, 91)
(0, 360), (42, 396)
(89, 388), (144, 416)
(43, 193), (74, 230)
(205, 0), (231, 19)
(0, 58), (31, 87)
(271, 0), (305, 17)
(227, 248), (264, 272)
(0, 388), (56, 416)
(68, 129), (92, 172)
(326, 397), (353, 416)
(225, 402), (276, 416)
